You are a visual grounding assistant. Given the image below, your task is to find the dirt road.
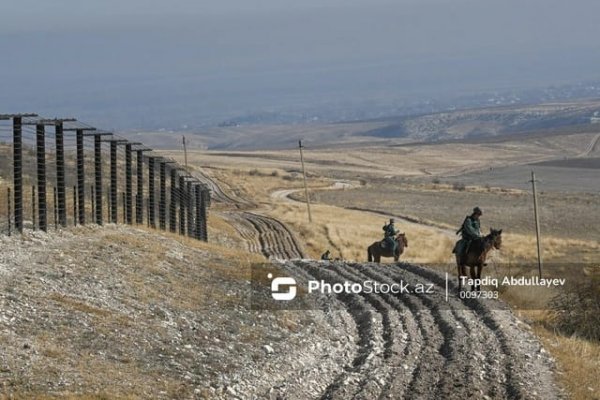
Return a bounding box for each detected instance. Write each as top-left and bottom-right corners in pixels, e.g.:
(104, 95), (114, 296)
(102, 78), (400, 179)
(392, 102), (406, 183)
(221, 211), (304, 259)
(271, 184), (456, 238)
(193, 170), (306, 259)
(268, 260), (563, 400)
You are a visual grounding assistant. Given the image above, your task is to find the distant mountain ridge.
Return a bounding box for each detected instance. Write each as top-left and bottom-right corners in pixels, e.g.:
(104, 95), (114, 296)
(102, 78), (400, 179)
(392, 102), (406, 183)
(362, 99), (600, 142)
(132, 99), (600, 150)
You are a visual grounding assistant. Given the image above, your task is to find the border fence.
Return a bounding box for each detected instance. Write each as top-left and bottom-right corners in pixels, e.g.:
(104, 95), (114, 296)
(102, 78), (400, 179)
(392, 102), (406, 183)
(0, 113), (210, 241)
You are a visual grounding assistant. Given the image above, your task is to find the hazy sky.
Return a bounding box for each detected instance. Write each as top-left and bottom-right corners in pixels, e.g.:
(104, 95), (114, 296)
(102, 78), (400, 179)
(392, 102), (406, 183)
(1, 0), (600, 128)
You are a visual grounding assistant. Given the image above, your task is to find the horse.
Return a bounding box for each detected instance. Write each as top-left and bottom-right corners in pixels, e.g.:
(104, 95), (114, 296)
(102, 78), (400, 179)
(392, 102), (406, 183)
(367, 233), (408, 263)
(456, 228), (502, 292)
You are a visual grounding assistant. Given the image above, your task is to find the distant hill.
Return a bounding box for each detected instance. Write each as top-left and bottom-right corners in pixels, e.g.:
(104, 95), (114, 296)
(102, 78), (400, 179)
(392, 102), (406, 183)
(363, 99), (600, 142)
(130, 99), (600, 150)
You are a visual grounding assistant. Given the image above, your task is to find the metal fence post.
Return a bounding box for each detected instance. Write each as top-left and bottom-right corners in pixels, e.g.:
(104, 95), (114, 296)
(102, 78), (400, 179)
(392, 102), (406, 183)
(73, 186), (77, 226)
(186, 180), (194, 237)
(148, 157), (156, 228)
(94, 135), (103, 225)
(13, 117), (23, 233)
(125, 143), (132, 224)
(55, 122), (67, 227)
(7, 187), (12, 236)
(159, 161), (167, 230)
(76, 129), (85, 224)
(3, 113), (37, 233)
(179, 175), (186, 235)
(91, 185), (95, 224)
(121, 192), (125, 224)
(201, 188), (210, 242)
(53, 186), (58, 230)
(110, 140), (118, 224)
(195, 184), (202, 240)
(169, 167), (178, 233)
(32, 185), (37, 231)
(106, 186), (112, 223)
(136, 150), (144, 224)
(36, 123), (47, 232)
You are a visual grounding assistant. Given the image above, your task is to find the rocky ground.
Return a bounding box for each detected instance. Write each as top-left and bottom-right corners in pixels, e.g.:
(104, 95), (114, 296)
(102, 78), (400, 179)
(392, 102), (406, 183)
(0, 224), (564, 399)
(0, 226), (345, 399)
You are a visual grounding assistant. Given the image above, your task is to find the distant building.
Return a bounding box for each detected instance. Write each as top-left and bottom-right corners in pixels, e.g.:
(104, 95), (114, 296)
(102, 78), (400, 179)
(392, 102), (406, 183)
(592, 111), (600, 124)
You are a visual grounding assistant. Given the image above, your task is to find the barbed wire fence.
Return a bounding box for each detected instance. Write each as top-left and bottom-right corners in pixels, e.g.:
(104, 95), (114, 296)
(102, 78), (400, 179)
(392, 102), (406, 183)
(0, 113), (210, 241)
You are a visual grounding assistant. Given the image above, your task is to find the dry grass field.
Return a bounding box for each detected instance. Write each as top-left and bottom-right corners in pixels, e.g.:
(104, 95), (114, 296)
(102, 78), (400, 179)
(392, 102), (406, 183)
(316, 182), (600, 263)
(171, 130), (599, 179)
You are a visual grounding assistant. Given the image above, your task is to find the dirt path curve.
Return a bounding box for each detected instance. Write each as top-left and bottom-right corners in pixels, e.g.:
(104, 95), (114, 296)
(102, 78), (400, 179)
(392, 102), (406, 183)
(220, 211), (304, 259)
(192, 170), (306, 259)
(267, 260), (564, 400)
(270, 184), (455, 238)
(579, 132), (600, 157)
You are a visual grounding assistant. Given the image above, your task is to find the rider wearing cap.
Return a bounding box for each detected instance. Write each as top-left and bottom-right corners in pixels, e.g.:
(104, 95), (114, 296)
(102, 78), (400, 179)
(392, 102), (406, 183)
(382, 218), (399, 253)
(453, 207), (483, 259)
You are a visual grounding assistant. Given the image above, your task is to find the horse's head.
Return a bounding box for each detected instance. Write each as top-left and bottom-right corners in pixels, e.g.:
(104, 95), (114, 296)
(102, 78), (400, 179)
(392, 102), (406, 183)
(488, 228), (503, 250)
(397, 232), (408, 247)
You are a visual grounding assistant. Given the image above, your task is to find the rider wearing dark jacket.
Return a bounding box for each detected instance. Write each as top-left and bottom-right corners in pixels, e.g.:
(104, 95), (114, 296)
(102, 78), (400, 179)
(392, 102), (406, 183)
(453, 207), (483, 257)
(382, 218), (398, 252)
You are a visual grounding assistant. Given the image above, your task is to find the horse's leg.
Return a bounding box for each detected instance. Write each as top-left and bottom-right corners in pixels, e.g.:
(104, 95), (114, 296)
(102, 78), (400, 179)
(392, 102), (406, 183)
(456, 256), (464, 292)
(469, 265), (477, 292)
(368, 247), (372, 262)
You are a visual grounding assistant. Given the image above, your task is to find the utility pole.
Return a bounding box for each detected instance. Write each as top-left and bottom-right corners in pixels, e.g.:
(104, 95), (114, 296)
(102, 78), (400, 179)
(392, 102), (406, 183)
(530, 171), (543, 278)
(298, 140), (313, 223)
(183, 135), (188, 169)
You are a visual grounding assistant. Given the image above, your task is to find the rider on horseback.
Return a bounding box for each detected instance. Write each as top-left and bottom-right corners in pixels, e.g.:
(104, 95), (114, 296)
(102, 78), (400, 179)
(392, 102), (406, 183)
(453, 207), (483, 261)
(382, 218), (398, 253)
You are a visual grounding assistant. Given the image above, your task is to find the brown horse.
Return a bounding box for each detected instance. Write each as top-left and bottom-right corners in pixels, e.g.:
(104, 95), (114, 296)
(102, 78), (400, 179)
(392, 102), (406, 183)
(368, 233), (408, 263)
(456, 228), (502, 292)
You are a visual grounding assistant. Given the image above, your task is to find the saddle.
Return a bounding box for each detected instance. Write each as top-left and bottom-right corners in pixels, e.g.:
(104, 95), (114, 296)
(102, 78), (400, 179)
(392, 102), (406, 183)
(381, 237), (395, 249)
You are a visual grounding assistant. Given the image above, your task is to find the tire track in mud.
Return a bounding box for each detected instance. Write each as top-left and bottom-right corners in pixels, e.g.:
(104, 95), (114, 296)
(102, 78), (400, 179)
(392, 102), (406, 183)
(192, 171), (306, 259)
(243, 212), (304, 260)
(192, 169), (255, 208)
(278, 260), (563, 400)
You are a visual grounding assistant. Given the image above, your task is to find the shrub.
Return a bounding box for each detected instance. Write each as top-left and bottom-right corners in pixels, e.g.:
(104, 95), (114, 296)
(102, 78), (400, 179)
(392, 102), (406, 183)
(547, 277), (600, 342)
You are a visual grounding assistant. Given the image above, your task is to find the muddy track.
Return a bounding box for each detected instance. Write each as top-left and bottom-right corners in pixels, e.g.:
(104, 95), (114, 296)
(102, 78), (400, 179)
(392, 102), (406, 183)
(277, 260), (563, 400)
(192, 171), (306, 259)
(192, 169), (255, 208)
(222, 211), (305, 259)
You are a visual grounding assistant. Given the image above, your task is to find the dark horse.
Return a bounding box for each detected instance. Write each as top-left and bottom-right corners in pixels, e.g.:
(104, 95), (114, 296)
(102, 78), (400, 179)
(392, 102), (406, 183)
(457, 228), (502, 292)
(368, 233), (408, 263)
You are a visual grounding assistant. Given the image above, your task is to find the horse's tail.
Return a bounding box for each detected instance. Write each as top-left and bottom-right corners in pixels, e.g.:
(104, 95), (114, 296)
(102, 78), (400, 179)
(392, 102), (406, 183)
(367, 246), (373, 262)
